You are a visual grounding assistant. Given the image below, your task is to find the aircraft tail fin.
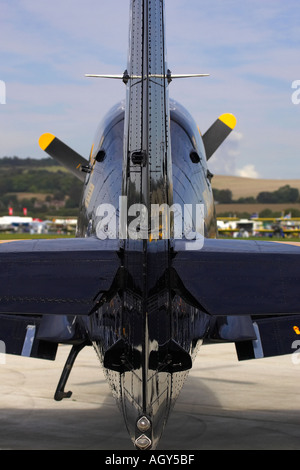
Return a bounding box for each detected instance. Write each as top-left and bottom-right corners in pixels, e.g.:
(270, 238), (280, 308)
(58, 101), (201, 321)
(123, 0), (173, 212)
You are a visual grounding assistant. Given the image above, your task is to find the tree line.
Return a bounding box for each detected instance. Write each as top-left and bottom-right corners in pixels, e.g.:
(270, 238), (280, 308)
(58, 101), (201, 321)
(0, 157), (83, 216)
(1, 157), (299, 218)
(213, 185), (300, 204)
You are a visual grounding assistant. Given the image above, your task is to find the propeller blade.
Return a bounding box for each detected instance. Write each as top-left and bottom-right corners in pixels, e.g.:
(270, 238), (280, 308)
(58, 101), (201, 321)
(39, 133), (88, 182)
(203, 113), (237, 160)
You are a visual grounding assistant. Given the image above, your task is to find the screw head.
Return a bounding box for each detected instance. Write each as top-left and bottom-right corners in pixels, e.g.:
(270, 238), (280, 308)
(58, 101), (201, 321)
(135, 434), (152, 450)
(137, 416), (151, 432)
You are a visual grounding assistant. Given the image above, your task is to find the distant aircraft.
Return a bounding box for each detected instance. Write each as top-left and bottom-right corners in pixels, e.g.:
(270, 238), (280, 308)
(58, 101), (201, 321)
(1, 0), (300, 450)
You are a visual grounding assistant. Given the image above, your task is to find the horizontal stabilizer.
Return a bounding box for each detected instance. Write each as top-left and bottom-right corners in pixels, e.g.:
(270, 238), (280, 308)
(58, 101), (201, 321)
(85, 72), (209, 84)
(0, 314), (58, 360)
(0, 238), (120, 316)
(39, 133), (89, 182)
(85, 74), (127, 79)
(168, 73), (210, 79)
(236, 314), (300, 360)
(203, 113), (237, 160)
(172, 239), (300, 316)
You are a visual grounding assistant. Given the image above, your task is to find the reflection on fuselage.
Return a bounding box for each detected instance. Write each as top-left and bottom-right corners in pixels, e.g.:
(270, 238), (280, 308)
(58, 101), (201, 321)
(76, 99), (216, 448)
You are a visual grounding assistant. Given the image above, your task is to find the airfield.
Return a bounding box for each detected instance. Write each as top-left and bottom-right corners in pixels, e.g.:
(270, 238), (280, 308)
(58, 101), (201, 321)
(0, 224), (299, 450)
(0, 342), (299, 450)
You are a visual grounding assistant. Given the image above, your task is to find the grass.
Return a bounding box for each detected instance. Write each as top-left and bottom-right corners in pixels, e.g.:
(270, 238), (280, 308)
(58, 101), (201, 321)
(0, 233), (298, 245)
(219, 235), (300, 242)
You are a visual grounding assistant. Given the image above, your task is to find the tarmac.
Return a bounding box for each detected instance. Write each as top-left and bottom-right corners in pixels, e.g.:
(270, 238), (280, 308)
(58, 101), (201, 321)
(0, 342), (300, 450)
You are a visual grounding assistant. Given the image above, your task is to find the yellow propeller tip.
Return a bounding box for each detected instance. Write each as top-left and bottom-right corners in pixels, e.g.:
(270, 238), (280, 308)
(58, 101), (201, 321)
(219, 113), (237, 130)
(39, 133), (55, 151)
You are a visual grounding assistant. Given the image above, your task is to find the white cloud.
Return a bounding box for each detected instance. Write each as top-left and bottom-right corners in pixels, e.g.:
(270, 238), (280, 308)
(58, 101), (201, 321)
(235, 164), (260, 179)
(208, 131), (244, 176)
(208, 130), (260, 179)
(0, 0), (300, 179)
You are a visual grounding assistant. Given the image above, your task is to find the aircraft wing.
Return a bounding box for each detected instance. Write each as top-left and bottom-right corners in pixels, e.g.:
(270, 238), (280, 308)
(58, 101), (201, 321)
(0, 237), (120, 316)
(172, 238), (300, 316)
(2, 236), (299, 317)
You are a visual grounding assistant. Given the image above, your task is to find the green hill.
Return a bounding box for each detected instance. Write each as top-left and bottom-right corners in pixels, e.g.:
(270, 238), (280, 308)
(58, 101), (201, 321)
(0, 157), (82, 217)
(1, 157), (300, 219)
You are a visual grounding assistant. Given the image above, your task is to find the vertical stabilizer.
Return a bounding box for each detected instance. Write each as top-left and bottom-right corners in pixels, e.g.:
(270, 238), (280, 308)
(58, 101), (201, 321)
(120, 1), (175, 450)
(123, 0), (173, 219)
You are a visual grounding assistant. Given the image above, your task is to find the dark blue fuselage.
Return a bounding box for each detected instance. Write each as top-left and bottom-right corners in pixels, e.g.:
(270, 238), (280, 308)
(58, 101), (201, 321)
(76, 99), (216, 448)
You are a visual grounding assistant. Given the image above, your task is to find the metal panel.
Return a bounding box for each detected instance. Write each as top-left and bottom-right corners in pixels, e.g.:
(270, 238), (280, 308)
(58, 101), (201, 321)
(0, 238), (120, 316)
(173, 238), (300, 316)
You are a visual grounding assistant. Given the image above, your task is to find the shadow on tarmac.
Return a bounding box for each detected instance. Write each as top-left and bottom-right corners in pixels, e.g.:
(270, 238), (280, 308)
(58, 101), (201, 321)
(0, 344), (300, 450)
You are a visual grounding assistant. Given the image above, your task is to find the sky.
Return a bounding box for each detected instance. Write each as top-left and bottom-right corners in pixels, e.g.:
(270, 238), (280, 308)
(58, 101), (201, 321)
(0, 0), (300, 179)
